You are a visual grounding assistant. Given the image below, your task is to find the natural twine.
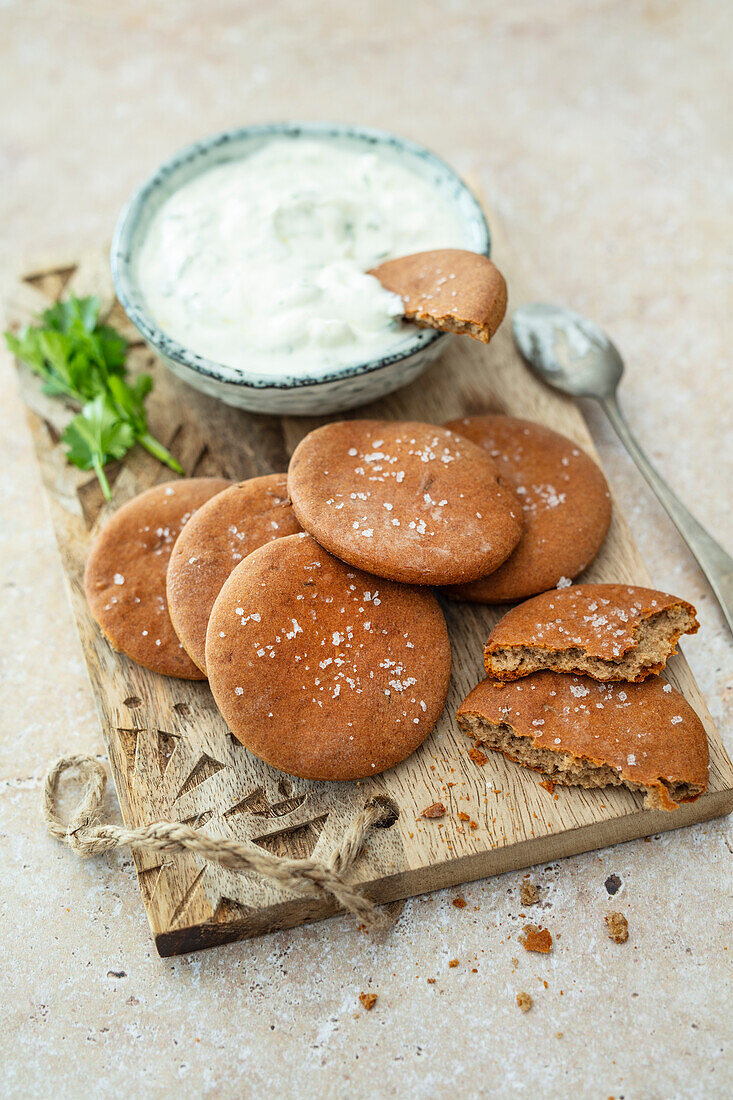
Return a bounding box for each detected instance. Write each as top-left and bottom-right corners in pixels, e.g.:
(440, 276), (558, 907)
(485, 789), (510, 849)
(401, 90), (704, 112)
(43, 754), (390, 930)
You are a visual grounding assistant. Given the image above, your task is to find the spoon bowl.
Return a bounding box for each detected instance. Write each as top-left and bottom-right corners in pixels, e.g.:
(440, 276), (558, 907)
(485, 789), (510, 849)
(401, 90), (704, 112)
(512, 302), (623, 398)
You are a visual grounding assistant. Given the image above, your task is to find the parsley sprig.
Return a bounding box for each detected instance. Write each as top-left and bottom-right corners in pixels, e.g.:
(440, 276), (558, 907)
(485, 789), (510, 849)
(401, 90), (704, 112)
(5, 295), (182, 499)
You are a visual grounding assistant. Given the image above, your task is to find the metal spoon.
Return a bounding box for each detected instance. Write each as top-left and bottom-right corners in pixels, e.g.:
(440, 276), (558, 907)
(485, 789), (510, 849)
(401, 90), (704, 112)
(512, 302), (733, 635)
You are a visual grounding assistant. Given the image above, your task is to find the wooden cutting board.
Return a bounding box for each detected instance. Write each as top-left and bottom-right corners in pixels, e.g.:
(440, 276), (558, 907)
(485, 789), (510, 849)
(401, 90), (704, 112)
(5, 218), (732, 957)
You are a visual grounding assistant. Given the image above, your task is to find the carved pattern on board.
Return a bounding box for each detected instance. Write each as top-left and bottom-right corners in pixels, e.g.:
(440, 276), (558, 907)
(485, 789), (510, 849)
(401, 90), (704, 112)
(110, 710), (383, 927)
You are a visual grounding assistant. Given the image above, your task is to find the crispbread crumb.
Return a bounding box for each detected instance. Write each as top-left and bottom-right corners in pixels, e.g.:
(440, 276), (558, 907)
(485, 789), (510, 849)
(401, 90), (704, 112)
(520, 924), (553, 953)
(516, 991), (533, 1013)
(520, 881), (540, 906)
(605, 911), (629, 943)
(358, 992), (377, 1010)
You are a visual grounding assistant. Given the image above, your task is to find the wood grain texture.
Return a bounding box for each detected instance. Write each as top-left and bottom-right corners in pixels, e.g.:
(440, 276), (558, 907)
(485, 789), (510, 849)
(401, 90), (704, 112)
(5, 220), (732, 957)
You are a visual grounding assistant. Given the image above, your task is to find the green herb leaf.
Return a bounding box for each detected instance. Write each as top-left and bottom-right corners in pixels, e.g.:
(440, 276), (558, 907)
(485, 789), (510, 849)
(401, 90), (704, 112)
(42, 295), (100, 334)
(6, 328), (51, 383)
(94, 324), (128, 373)
(108, 371), (150, 430)
(5, 294), (182, 491)
(63, 395), (136, 498)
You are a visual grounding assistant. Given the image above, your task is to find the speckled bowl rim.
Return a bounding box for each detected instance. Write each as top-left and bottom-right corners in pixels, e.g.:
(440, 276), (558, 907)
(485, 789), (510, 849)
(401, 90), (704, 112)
(111, 121), (491, 392)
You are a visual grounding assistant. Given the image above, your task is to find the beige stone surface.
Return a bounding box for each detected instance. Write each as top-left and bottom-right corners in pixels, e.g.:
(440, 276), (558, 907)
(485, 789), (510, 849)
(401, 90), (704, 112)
(1, 1), (731, 1097)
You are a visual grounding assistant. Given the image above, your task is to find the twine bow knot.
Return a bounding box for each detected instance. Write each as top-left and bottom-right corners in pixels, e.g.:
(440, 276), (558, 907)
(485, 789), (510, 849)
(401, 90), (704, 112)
(43, 754), (390, 930)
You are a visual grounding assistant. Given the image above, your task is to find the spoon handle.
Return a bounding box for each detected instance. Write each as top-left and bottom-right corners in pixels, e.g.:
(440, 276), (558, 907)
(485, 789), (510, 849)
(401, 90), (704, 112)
(600, 394), (733, 634)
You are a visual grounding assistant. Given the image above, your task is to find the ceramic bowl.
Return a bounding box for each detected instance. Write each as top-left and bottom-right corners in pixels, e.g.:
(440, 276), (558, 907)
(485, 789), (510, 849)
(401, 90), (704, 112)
(111, 122), (490, 416)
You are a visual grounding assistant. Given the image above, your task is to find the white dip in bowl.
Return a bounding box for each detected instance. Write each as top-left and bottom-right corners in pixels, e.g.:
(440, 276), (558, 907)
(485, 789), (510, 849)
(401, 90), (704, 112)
(113, 123), (490, 414)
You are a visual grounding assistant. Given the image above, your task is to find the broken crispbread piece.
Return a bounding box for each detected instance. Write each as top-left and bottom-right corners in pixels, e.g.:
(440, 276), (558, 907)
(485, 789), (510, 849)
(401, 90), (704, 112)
(456, 672), (708, 811)
(484, 584), (699, 682)
(369, 249), (507, 343)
